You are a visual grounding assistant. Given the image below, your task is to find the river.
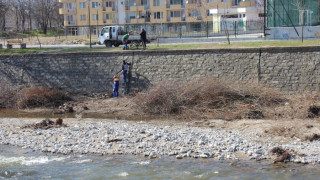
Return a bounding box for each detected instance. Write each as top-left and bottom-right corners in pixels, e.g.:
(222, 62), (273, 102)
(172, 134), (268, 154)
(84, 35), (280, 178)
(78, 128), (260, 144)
(1, 145), (320, 180)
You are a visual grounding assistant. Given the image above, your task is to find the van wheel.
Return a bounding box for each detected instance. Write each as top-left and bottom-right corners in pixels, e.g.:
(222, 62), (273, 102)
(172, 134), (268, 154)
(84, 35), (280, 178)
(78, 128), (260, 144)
(105, 41), (112, 47)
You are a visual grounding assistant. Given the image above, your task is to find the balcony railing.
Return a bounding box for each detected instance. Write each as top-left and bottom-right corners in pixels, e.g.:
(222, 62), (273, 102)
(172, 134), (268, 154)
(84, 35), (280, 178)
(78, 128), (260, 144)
(68, 9), (76, 13)
(68, 21), (76, 25)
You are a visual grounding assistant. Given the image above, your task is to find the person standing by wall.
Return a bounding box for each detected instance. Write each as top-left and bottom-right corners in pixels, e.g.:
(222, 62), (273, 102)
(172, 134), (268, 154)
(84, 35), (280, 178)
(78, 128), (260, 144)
(140, 28), (147, 50)
(113, 76), (120, 97)
(120, 60), (131, 83)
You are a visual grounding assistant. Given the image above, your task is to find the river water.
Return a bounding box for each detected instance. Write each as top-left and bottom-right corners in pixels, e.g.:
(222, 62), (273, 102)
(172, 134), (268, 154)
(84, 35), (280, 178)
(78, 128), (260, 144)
(1, 145), (320, 180)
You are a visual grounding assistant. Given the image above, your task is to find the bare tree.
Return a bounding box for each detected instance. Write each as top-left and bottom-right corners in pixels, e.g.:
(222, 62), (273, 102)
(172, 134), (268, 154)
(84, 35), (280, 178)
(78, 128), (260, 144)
(293, 0), (307, 43)
(33, 0), (60, 34)
(0, 0), (8, 31)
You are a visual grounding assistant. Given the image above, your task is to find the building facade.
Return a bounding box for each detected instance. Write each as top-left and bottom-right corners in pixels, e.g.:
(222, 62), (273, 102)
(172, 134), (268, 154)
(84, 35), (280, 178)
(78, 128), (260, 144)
(59, 0), (261, 35)
(209, 0), (264, 33)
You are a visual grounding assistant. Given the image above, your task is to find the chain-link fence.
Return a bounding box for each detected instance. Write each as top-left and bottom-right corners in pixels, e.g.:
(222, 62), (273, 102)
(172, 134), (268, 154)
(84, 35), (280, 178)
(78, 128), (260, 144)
(267, 0), (319, 27)
(121, 20), (264, 38)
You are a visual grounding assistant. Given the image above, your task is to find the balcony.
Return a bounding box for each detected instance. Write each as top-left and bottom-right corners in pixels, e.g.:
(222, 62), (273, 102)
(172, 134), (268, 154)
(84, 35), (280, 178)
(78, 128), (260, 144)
(68, 21), (76, 25)
(64, 20), (76, 26)
(130, 18), (145, 24)
(59, 8), (76, 14)
(59, 8), (68, 14)
(169, 4), (183, 10)
(168, 17), (182, 22)
(239, 1), (251, 7)
(186, 16), (202, 21)
(103, 7), (116, 12)
(58, 0), (76, 2)
(68, 9), (76, 13)
(186, 3), (201, 8)
(103, 19), (114, 24)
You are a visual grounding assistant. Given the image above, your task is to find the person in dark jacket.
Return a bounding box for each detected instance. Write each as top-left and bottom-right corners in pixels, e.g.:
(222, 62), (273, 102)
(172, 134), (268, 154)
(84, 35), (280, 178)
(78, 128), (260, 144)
(120, 60), (131, 83)
(140, 28), (147, 50)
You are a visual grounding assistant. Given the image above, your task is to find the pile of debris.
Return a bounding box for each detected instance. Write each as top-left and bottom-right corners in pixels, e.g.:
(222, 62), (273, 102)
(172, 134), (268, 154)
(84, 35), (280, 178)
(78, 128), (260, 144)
(269, 147), (292, 163)
(54, 102), (75, 114)
(22, 118), (67, 130)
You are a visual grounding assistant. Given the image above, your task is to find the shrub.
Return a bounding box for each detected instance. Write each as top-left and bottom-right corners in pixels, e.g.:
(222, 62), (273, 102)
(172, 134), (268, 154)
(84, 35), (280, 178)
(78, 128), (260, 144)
(16, 87), (71, 108)
(133, 78), (286, 120)
(0, 80), (16, 108)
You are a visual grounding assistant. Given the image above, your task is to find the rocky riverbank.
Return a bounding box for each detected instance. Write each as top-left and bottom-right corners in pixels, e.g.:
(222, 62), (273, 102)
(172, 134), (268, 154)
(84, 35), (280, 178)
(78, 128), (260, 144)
(1, 118), (320, 164)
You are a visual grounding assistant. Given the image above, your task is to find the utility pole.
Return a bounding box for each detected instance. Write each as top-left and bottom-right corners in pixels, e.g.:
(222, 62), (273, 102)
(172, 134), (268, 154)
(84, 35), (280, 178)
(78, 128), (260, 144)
(97, 3), (100, 36)
(263, 0), (266, 37)
(87, 0), (92, 48)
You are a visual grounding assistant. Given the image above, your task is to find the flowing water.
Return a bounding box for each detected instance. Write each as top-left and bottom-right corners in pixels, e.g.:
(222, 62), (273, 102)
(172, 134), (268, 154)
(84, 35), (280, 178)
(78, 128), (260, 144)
(1, 145), (320, 180)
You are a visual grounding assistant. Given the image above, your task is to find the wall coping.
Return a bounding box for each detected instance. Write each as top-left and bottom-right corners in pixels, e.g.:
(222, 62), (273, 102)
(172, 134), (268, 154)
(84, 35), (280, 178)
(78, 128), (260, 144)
(1, 46), (320, 58)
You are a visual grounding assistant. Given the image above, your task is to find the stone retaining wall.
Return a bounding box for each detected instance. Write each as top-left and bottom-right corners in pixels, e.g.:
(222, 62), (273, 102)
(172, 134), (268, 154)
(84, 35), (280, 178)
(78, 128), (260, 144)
(0, 47), (320, 94)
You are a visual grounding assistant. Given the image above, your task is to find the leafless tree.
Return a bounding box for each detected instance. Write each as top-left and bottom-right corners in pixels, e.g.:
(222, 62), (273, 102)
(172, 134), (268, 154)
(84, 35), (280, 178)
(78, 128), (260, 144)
(0, 0), (9, 31)
(31, 0), (60, 34)
(293, 0), (307, 43)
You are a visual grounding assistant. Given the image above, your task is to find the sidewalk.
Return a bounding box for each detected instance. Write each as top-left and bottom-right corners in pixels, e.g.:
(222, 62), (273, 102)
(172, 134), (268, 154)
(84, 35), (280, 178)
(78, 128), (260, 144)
(154, 33), (265, 45)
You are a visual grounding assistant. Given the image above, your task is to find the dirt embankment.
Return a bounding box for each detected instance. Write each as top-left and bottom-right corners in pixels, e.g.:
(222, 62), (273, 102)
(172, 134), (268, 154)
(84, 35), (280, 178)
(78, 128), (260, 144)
(1, 79), (320, 147)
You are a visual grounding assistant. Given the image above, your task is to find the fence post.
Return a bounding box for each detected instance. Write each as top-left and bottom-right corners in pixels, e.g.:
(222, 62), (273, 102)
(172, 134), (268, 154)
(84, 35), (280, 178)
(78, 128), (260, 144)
(179, 23), (182, 38)
(234, 21), (237, 38)
(206, 21), (209, 38)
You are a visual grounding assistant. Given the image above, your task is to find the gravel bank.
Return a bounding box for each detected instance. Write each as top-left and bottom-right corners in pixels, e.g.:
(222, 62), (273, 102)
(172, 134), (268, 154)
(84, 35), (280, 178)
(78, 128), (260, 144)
(0, 118), (319, 164)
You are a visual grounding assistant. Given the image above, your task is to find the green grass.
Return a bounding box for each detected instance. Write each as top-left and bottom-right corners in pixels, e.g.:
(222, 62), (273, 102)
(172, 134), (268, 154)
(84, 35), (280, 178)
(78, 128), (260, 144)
(1, 40), (320, 55)
(0, 47), (118, 55)
(148, 40), (320, 50)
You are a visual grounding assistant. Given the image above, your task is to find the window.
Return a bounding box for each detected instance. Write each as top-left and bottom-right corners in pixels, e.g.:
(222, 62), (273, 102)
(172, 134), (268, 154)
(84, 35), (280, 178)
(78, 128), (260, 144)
(189, 10), (200, 17)
(80, 15), (86, 21)
(68, 27), (78, 36)
(221, 0), (227, 2)
(206, 10), (212, 16)
(170, 11), (182, 17)
(80, 2), (85, 9)
(105, 14), (115, 19)
(93, 14), (99, 20)
(141, 0), (148, 5)
(207, 0), (212, 2)
(258, 13), (265, 17)
(232, 0), (240, 5)
(92, 2), (99, 8)
(170, 0), (182, 5)
(153, 0), (161, 6)
(221, 14), (238, 18)
(101, 27), (109, 35)
(154, 12), (163, 19)
(105, 1), (114, 7)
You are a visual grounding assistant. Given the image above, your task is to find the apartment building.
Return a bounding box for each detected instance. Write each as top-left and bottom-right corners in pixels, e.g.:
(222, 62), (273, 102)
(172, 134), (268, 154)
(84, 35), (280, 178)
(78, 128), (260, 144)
(209, 0), (264, 32)
(59, 0), (262, 35)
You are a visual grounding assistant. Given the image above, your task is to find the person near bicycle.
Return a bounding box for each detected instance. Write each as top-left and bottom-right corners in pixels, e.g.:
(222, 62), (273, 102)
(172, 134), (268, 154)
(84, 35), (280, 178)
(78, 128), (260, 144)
(140, 28), (147, 50)
(122, 33), (129, 50)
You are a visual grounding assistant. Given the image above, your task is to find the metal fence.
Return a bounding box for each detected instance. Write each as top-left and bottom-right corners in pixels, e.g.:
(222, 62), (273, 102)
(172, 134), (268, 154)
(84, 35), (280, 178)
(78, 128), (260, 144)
(63, 20), (264, 38)
(267, 0), (319, 27)
(122, 20), (264, 38)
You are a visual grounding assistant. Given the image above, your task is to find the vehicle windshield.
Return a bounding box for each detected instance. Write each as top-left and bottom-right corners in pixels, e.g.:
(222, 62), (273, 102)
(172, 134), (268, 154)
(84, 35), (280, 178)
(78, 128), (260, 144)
(101, 27), (109, 35)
